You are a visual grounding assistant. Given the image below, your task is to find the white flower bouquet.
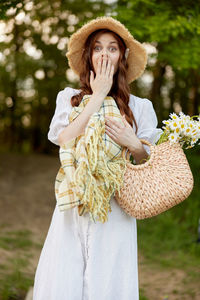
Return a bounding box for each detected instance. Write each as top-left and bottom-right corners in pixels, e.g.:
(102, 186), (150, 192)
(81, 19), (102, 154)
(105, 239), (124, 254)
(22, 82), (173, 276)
(117, 111), (197, 219)
(129, 112), (200, 165)
(156, 112), (200, 149)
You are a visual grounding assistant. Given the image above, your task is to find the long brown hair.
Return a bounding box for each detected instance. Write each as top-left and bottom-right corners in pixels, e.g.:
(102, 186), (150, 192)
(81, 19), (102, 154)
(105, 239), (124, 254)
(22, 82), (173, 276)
(70, 28), (138, 132)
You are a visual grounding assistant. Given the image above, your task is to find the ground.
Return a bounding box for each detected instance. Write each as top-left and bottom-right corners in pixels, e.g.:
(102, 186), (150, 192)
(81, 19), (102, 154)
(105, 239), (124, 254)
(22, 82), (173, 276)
(0, 152), (199, 300)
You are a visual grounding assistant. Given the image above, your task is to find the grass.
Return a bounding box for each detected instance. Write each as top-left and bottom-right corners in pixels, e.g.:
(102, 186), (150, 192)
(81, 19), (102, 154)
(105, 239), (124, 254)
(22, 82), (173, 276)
(0, 228), (43, 252)
(137, 146), (200, 271)
(0, 258), (34, 300)
(139, 288), (150, 300)
(0, 229), (34, 251)
(0, 229), (39, 300)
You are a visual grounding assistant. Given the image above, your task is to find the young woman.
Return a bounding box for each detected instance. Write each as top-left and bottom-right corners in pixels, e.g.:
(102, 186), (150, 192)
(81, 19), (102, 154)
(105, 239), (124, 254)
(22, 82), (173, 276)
(33, 16), (162, 300)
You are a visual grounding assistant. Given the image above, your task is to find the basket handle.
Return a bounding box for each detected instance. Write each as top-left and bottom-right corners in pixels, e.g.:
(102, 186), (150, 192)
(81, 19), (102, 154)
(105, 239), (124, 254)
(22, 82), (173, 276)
(137, 139), (152, 147)
(122, 139), (153, 160)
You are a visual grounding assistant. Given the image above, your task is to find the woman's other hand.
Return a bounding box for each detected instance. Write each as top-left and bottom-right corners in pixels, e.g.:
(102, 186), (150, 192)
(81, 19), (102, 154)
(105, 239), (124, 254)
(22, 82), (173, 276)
(105, 115), (141, 150)
(105, 115), (149, 164)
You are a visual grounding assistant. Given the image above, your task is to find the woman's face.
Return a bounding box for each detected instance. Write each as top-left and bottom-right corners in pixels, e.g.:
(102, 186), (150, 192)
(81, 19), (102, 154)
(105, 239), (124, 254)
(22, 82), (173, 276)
(91, 32), (120, 75)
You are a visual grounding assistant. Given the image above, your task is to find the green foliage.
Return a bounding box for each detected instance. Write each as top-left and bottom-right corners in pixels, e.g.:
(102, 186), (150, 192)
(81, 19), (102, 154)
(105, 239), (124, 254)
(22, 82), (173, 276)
(0, 0), (22, 20)
(117, 0), (200, 71)
(0, 0), (199, 153)
(0, 0), (111, 153)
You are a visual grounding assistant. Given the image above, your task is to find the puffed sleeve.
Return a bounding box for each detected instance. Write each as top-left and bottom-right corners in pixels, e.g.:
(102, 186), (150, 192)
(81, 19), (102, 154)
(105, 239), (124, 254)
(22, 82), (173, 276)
(47, 87), (73, 146)
(136, 99), (163, 155)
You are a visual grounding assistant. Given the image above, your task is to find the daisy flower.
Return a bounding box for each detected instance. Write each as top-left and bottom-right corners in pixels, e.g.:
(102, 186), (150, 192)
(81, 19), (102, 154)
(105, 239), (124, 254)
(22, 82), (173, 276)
(169, 120), (179, 131)
(169, 113), (179, 120)
(184, 127), (192, 136)
(157, 111), (200, 150)
(174, 127), (181, 134)
(168, 133), (179, 143)
(189, 122), (195, 129)
(162, 120), (171, 125)
(179, 112), (185, 118)
(196, 123), (200, 131)
(191, 137), (198, 145)
(191, 128), (198, 136)
(178, 120), (186, 131)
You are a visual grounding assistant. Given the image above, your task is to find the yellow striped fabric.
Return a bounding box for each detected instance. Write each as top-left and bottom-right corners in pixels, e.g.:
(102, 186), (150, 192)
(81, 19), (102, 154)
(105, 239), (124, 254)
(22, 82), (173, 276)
(55, 95), (127, 223)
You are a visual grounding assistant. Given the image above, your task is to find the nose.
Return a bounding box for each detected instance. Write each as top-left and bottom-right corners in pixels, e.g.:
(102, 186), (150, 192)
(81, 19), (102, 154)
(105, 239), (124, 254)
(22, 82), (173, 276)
(101, 48), (109, 58)
(101, 53), (109, 62)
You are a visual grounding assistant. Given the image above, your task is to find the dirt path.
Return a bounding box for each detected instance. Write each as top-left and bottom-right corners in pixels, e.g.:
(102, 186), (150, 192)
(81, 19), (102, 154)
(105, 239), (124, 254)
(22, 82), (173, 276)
(138, 254), (199, 299)
(0, 152), (199, 300)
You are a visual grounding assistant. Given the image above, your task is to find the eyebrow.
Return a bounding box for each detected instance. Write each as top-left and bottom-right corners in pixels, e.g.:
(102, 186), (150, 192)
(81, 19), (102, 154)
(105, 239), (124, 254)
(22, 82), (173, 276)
(95, 40), (118, 44)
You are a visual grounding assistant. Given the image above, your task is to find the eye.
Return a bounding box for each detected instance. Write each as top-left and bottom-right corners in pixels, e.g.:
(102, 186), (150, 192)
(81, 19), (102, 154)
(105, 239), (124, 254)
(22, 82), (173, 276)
(94, 46), (101, 51)
(109, 47), (117, 51)
(93, 46), (118, 52)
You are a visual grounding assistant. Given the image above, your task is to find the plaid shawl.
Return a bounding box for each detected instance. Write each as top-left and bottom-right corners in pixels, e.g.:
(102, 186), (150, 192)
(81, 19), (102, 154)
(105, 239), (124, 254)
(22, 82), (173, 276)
(55, 95), (127, 223)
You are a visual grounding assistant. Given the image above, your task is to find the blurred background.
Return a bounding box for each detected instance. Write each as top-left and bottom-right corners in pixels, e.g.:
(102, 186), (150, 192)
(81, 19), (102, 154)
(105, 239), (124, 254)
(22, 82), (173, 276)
(0, 0), (199, 299)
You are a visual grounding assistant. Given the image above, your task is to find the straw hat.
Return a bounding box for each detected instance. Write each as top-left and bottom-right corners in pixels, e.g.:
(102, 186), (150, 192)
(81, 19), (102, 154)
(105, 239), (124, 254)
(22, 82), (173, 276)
(66, 16), (148, 84)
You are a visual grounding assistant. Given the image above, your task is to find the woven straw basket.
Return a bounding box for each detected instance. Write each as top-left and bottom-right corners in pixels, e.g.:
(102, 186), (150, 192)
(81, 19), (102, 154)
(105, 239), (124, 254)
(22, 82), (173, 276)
(115, 139), (194, 219)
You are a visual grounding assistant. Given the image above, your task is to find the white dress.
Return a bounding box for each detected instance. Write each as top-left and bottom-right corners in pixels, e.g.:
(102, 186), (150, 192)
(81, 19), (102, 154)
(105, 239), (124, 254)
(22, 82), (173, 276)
(33, 87), (163, 300)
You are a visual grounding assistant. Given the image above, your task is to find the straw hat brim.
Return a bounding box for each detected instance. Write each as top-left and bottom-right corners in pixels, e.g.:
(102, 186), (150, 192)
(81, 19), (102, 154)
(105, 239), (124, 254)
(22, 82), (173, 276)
(66, 16), (148, 84)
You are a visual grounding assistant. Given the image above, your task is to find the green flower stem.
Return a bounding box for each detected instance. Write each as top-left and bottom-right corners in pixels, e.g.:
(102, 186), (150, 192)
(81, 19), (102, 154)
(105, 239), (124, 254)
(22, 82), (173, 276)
(156, 131), (169, 145)
(190, 115), (199, 119)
